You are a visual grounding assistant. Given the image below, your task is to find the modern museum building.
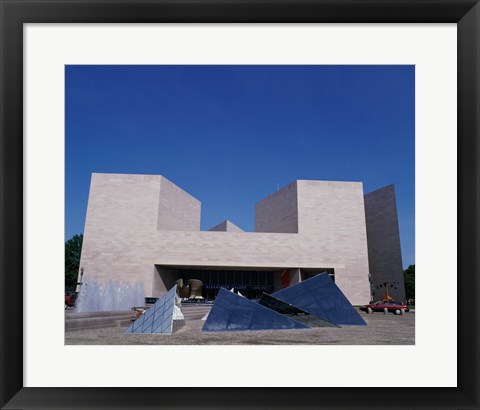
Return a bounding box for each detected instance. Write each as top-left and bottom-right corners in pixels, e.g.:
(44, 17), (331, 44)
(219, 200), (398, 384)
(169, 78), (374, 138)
(77, 173), (406, 305)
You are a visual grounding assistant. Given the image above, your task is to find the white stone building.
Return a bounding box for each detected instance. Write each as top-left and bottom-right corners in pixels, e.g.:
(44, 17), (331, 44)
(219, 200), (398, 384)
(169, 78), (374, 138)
(78, 173), (406, 305)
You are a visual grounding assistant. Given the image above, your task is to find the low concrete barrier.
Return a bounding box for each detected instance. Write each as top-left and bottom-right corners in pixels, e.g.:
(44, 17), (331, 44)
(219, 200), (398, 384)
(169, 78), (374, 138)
(65, 311), (135, 331)
(65, 305), (212, 331)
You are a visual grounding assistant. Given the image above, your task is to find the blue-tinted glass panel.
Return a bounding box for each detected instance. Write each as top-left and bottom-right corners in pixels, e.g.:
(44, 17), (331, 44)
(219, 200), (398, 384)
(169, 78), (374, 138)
(259, 293), (338, 328)
(160, 320), (173, 333)
(163, 304), (174, 318)
(152, 314), (165, 331)
(132, 322), (145, 333)
(228, 307), (255, 329)
(154, 300), (166, 312)
(272, 273), (366, 326)
(141, 313), (156, 332)
(125, 285), (178, 334)
(202, 288), (309, 332)
(143, 306), (155, 320)
(132, 315), (145, 331)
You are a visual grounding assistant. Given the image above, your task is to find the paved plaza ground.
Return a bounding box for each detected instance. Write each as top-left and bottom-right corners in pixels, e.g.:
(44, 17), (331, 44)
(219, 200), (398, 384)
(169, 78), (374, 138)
(65, 310), (414, 345)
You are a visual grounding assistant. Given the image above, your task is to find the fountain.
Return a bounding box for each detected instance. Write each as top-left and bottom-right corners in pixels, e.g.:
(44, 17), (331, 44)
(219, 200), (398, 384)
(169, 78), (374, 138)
(75, 279), (144, 312)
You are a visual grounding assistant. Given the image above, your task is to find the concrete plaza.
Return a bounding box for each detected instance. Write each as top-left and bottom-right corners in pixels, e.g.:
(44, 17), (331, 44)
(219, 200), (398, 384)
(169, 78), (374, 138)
(65, 310), (414, 345)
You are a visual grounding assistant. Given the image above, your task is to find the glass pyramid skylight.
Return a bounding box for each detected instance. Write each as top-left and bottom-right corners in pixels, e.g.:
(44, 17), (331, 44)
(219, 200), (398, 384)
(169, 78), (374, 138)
(272, 272), (366, 326)
(202, 288), (310, 332)
(124, 285), (178, 334)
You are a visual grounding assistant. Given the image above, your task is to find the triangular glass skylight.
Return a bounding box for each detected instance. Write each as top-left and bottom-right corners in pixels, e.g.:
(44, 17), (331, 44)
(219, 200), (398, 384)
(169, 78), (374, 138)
(272, 273), (366, 326)
(202, 287), (309, 332)
(258, 293), (339, 328)
(124, 285), (178, 334)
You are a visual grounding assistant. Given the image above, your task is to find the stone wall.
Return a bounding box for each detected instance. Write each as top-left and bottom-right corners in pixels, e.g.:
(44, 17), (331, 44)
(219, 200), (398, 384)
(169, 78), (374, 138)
(157, 176), (201, 231)
(364, 185), (406, 302)
(79, 173), (399, 305)
(254, 181), (298, 233)
(208, 220), (244, 232)
(296, 180), (371, 305)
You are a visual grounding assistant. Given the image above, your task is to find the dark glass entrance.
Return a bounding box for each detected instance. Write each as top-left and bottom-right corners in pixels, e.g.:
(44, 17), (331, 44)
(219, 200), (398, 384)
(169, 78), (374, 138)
(178, 269), (275, 300)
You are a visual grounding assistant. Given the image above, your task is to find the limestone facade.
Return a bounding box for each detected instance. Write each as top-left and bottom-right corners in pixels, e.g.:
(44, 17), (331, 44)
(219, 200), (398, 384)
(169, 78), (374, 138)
(79, 173), (405, 304)
(364, 185), (406, 302)
(208, 220), (244, 232)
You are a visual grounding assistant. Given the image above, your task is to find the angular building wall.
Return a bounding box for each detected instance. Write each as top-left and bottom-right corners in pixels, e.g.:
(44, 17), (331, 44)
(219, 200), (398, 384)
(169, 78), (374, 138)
(254, 181), (298, 233)
(157, 176), (201, 231)
(253, 180), (371, 303)
(208, 220), (244, 232)
(364, 184), (406, 302)
(79, 173), (382, 305)
(79, 173), (161, 289)
(79, 173), (201, 295)
(295, 181), (371, 304)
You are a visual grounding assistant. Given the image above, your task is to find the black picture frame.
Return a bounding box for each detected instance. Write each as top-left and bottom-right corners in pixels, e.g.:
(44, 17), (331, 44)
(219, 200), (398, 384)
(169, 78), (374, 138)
(1, 1), (479, 409)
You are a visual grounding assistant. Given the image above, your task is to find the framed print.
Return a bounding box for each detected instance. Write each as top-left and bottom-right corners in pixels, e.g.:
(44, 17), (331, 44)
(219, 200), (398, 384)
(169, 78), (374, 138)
(1, 1), (479, 409)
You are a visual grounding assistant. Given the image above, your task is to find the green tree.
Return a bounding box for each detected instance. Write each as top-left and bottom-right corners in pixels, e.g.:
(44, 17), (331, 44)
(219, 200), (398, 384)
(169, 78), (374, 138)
(65, 234), (83, 290)
(403, 264), (415, 301)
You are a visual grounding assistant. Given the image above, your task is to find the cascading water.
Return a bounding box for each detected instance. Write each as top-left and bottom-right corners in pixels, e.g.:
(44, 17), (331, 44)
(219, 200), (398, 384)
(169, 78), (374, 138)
(75, 279), (144, 312)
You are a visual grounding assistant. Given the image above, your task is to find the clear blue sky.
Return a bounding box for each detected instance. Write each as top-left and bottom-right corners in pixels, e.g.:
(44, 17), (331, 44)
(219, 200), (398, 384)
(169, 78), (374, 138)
(66, 65), (415, 268)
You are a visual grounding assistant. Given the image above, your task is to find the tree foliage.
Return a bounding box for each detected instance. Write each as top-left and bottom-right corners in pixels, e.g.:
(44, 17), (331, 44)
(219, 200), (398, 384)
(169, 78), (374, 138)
(65, 234), (83, 290)
(403, 264), (415, 301)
